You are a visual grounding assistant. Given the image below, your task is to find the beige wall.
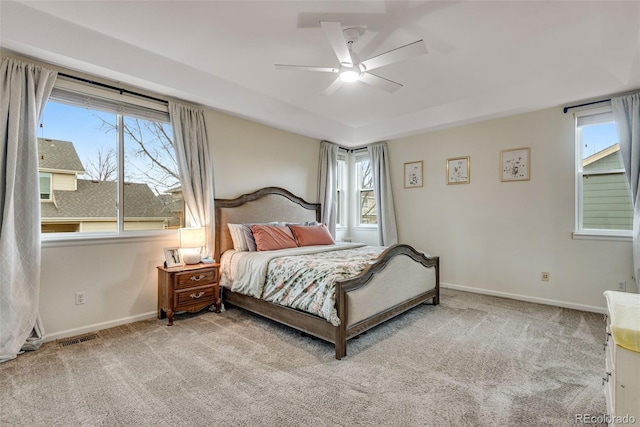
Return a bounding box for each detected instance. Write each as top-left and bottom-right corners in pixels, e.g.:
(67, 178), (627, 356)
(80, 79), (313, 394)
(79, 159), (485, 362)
(389, 107), (635, 311)
(205, 109), (319, 200)
(52, 172), (76, 191)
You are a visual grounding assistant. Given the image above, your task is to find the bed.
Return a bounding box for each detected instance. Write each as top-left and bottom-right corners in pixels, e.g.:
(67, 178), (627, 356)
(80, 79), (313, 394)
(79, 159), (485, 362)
(214, 187), (439, 359)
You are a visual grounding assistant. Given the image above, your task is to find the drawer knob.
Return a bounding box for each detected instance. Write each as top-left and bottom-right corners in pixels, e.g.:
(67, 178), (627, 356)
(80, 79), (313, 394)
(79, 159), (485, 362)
(190, 274), (206, 282)
(189, 291), (205, 299)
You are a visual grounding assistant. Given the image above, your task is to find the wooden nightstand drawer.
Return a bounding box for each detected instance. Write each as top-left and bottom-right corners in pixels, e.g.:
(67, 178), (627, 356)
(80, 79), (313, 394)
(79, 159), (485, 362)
(175, 268), (217, 289)
(175, 285), (217, 308)
(158, 262), (221, 325)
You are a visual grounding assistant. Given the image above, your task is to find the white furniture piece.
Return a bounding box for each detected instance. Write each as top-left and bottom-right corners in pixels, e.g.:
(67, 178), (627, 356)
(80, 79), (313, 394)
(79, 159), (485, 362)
(603, 291), (640, 426)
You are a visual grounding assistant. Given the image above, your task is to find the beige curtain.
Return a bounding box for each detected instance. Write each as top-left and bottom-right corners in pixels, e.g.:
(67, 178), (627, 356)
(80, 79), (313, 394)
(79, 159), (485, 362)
(368, 142), (398, 246)
(169, 102), (215, 258)
(318, 140), (338, 236)
(613, 92), (640, 293)
(0, 57), (57, 363)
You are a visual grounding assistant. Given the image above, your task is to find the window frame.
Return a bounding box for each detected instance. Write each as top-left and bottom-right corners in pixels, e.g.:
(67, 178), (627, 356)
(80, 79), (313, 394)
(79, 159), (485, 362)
(353, 151), (377, 228)
(39, 172), (52, 201)
(573, 106), (632, 241)
(40, 77), (181, 243)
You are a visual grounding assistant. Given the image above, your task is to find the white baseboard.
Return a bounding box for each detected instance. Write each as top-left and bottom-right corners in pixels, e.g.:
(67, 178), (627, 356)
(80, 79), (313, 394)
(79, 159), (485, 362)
(43, 311), (157, 343)
(441, 282), (607, 314)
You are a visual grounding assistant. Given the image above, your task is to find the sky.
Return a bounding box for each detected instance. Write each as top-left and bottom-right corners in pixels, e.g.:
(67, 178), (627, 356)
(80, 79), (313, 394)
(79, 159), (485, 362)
(40, 101), (116, 167)
(39, 101), (178, 194)
(582, 122), (618, 159)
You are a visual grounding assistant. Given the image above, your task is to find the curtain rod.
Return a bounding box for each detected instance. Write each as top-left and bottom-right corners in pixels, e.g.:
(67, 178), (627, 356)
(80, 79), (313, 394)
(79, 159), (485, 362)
(563, 98), (611, 114)
(58, 72), (169, 105)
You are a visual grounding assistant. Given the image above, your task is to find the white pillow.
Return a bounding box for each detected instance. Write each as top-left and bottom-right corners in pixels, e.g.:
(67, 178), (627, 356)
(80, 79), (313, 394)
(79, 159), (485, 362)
(228, 224), (249, 251)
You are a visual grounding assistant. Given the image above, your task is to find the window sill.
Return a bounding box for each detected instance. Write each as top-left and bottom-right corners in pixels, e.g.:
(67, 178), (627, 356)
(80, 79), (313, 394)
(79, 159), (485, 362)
(41, 230), (178, 248)
(572, 230), (632, 242)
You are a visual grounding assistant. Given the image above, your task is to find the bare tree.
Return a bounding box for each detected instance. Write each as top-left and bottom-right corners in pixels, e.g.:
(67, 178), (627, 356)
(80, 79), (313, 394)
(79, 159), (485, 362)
(98, 117), (180, 194)
(84, 146), (117, 181)
(122, 117), (179, 193)
(359, 160), (377, 224)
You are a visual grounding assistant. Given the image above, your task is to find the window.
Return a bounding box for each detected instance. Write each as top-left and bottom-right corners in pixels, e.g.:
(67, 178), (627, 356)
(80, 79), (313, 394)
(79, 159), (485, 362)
(38, 78), (183, 235)
(575, 107), (632, 237)
(39, 172), (52, 200)
(355, 153), (377, 225)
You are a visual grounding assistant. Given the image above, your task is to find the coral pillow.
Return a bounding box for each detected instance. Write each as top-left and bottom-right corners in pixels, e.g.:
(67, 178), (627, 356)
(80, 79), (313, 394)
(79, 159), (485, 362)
(250, 225), (298, 251)
(289, 224), (335, 246)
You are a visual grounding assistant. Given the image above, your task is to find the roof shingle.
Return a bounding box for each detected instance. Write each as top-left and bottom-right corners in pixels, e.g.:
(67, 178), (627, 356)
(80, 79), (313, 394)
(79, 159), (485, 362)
(38, 138), (85, 172)
(41, 179), (170, 220)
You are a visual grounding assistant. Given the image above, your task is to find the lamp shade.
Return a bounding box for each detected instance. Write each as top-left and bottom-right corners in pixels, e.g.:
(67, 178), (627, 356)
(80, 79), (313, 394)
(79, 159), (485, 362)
(179, 227), (206, 248)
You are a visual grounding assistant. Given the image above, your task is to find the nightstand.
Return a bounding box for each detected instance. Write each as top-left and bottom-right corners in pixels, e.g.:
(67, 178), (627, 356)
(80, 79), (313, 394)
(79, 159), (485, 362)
(157, 263), (221, 326)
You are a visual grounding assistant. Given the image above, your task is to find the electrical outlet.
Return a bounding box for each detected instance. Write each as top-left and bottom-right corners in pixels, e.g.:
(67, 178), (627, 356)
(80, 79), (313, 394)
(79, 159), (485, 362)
(75, 291), (85, 305)
(618, 282), (626, 292)
(541, 272), (550, 282)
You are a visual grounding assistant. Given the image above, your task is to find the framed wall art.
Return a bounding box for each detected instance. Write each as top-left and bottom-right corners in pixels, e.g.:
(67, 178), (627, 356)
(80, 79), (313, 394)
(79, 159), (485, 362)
(501, 147), (531, 182)
(404, 161), (423, 188)
(447, 156), (470, 185)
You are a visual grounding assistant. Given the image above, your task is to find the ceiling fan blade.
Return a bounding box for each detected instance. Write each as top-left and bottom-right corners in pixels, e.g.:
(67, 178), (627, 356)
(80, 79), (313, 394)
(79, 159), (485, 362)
(320, 21), (353, 66)
(361, 40), (428, 71)
(359, 73), (402, 93)
(275, 64), (339, 73)
(321, 77), (343, 96)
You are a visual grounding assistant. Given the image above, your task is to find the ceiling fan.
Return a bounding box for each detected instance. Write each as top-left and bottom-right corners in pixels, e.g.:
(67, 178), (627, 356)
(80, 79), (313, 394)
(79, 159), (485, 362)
(275, 21), (428, 95)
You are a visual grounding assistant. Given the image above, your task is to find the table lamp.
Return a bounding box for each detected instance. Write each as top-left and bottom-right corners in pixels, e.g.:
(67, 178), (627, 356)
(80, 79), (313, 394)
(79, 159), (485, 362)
(179, 227), (205, 264)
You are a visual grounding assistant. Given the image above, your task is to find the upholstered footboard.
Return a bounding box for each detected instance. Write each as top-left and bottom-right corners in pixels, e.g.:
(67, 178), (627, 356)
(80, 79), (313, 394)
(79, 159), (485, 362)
(334, 244), (439, 359)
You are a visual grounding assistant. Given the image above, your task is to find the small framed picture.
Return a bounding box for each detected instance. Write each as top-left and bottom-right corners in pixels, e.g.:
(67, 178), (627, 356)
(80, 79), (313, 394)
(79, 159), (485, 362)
(404, 161), (423, 188)
(163, 247), (183, 268)
(447, 156), (470, 185)
(501, 147), (531, 182)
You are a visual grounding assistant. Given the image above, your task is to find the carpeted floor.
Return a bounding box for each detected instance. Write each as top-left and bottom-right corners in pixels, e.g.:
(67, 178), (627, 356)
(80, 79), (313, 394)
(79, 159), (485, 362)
(0, 289), (606, 426)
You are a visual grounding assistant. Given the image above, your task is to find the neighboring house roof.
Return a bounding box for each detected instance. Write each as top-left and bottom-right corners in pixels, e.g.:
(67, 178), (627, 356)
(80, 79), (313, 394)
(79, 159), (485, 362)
(41, 179), (170, 220)
(583, 144), (620, 167)
(38, 138), (85, 173)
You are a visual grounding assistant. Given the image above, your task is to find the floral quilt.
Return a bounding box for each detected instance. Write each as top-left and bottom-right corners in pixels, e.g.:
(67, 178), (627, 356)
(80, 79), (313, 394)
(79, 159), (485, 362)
(261, 245), (385, 326)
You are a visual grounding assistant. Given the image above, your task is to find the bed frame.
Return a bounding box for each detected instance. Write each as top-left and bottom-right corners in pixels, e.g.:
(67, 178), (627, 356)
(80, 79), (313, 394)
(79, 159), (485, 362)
(214, 187), (439, 359)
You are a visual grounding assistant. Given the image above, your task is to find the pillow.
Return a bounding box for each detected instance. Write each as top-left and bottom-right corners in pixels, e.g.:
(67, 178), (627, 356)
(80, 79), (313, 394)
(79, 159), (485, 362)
(250, 224), (298, 251)
(228, 223), (249, 251)
(228, 222), (279, 251)
(288, 224), (335, 246)
(241, 225), (257, 251)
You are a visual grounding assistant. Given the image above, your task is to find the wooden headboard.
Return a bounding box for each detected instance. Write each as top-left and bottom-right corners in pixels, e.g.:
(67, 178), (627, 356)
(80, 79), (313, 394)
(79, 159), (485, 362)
(214, 187), (321, 261)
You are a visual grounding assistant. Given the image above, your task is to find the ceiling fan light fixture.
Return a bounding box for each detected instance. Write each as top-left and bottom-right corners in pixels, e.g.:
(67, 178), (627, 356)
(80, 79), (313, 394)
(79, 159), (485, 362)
(275, 21), (427, 94)
(339, 69), (361, 82)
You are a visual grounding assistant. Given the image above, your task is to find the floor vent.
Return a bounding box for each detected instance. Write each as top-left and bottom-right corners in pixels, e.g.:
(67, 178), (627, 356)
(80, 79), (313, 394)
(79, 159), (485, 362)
(57, 333), (100, 347)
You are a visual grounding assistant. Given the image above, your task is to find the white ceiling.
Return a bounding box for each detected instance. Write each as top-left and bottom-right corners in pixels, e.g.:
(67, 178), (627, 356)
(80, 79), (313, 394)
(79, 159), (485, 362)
(2, 1), (640, 147)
